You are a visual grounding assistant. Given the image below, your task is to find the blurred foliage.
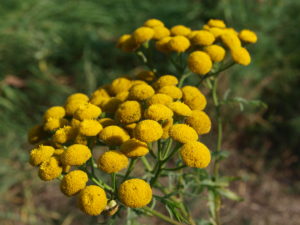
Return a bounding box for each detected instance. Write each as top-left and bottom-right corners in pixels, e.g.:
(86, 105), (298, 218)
(0, 0), (299, 224)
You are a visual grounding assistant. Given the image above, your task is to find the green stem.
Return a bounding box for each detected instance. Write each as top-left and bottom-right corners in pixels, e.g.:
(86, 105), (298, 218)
(161, 138), (173, 160)
(199, 62), (235, 85)
(123, 158), (137, 181)
(178, 72), (192, 88)
(111, 173), (117, 195)
(143, 206), (183, 225)
(141, 156), (152, 171)
(163, 165), (186, 171)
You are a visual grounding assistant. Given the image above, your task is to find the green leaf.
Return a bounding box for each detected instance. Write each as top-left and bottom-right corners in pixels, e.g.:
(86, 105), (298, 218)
(216, 188), (243, 201)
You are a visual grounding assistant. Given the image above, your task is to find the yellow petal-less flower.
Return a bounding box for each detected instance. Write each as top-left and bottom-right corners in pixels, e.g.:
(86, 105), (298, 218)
(101, 97), (122, 113)
(170, 25), (191, 36)
(99, 125), (130, 146)
(66, 93), (89, 103)
(230, 47), (251, 66)
(182, 86), (207, 110)
(144, 104), (173, 121)
(117, 34), (131, 49)
(161, 118), (173, 139)
(38, 156), (62, 181)
(185, 110), (211, 135)
(129, 84), (155, 100)
(239, 29), (258, 43)
(44, 106), (65, 120)
(120, 139), (149, 158)
(180, 141), (211, 168)
(43, 117), (68, 131)
(158, 86), (182, 100)
(52, 126), (76, 144)
(65, 100), (86, 116)
(60, 170), (88, 196)
(132, 27), (154, 44)
(30, 145), (55, 166)
(204, 45), (226, 62)
(78, 185), (107, 216)
(144, 18), (164, 28)
(155, 36), (172, 53)
(115, 91), (129, 101)
(110, 77), (132, 95)
(146, 93), (173, 106)
(153, 26), (170, 40)
(74, 103), (102, 120)
(136, 70), (156, 82)
(167, 102), (192, 116)
(220, 33), (241, 50)
(134, 120), (163, 143)
(169, 124), (198, 143)
(79, 120), (103, 136)
(60, 144), (92, 166)
(207, 19), (226, 28)
(153, 75), (178, 89)
(118, 179), (152, 208)
(191, 30), (215, 46)
(188, 51), (212, 75)
(168, 36), (190, 52)
(120, 35), (140, 52)
(115, 101), (142, 124)
(98, 150), (128, 173)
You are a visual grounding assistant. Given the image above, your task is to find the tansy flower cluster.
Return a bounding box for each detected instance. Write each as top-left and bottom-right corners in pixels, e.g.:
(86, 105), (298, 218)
(117, 18), (257, 75)
(27, 71), (212, 216)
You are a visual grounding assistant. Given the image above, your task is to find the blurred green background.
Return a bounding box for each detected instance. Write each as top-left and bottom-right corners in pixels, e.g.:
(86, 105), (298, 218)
(0, 0), (299, 224)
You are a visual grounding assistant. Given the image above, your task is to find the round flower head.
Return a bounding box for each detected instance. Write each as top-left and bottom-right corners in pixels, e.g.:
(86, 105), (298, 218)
(99, 118), (117, 127)
(115, 101), (142, 124)
(169, 124), (198, 143)
(161, 118), (173, 139)
(144, 18), (164, 28)
(180, 141), (211, 168)
(144, 104), (173, 121)
(28, 125), (47, 144)
(60, 144), (92, 166)
(38, 156), (62, 181)
(136, 70), (156, 82)
(123, 123), (137, 136)
(98, 150), (128, 173)
(167, 36), (190, 52)
(153, 26), (170, 40)
(206, 27), (225, 38)
(146, 93), (173, 106)
(170, 25), (191, 36)
(67, 93), (89, 103)
(182, 86), (207, 110)
(185, 110), (211, 135)
(115, 91), (129, 101)
(43, 117), (68, 131)
(79, 120), (103, 136)
(71, 118), (81, 128)
(78, 185), (107, 216)
(65, 100), (86, 116)
(191, 30), (215, 46)
(30, 145), (55, 166)
(44, 106), (65, 120)
(155, 36), (172, 53)
(117, 34), (131, 49)
(220, 33), (241, 50)
(168, 102), (192, 116)
(207, 19), (226, 28)
(52, 126), (76, 144)
(60, 170), (89, 196)
(204, 45), (226, 62)
(129, 84), (155, 100)
(90, 95), (109, 106)
(239, 29), (257, 43)
(134, 120), (163, 143)
(74, 103), (102, 120)
(158, 86), (183, 100)
(101, 97), (122, 113)
(153, 75), (178, 89)
(230, 47), (251, 66)
(120, 139), (149, 158)
(132, 27), (154, 44)
(188, 51), (212, 75)
(91, 88), (110, 99)
(99, 125), (130, 146)
(120, 35), (140, 52)
(110, 77), (132, 95)
(118, 179), (152, 208)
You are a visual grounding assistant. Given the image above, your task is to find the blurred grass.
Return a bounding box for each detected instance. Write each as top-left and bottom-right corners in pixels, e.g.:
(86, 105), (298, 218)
(0, 0), (299, 224)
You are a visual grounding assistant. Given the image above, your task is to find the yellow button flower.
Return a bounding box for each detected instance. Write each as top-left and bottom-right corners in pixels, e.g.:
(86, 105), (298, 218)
(167, 36), (190, 52)
(180, 141), (211, 168)
(146, 93), (173, 106)
(170, 25), (191, 36)
(78, 185), (107, 216)
(155, 36), (172, 53)
(91, 88), (110, 99)
(60, 144), (92, 166)
(117, 34), (131, 49)
(60, 170), (88, 196)
(98, 150), (128, 173)
(239, 29), (257, 43)
(158, 86), (182, 100)
(161, 118), (173, 139)
(115, 91), (129, 101)
(169, 124), (198, 143)
(182, 86), (207, 110)
(120, 139), (149, 158)
(230, 47), (251, 66)
(153, 26), (170, 40)
(44, 106), (65, 120)
(38, 156), (62, 181)
(118, 179), (152, 208)
(136, 70), (156, 82)
(99, 125), (130, 146)
(204, 27), (224, 38)
(30, 145), (55, 166)
(101, 97), (122, 113)
(129, 84), (155, 100)
(98, 118), (117, 127)
(110, 77), (132, 95)
(52, 126), (76, 144)
(79, 120), (103, 136)
(220, 33), (241, 50)
(65, 100), (86, 116)
(43, 117), (68, 131)
(74, 103), (102, 120)
(204, 45), (226, 62)
(188, 51), (212, 75)
(144, 18), (164, 28)
(119, 35), (140, 52)
(185, 110), (211, 135)
(144, 104), (173, 121)
(191, 30), (215, 46)
(66, 93), (89, 103)
(134, 120), (163, 143)
(153, 75), (178, 89)
(207, 19), (226, 28)
(74, 134), (88, 145)
(115, 101), (142, 124)
(132, 27), (154, 44)
(167, 102), (192, 116)
(90, 95), (109, 106)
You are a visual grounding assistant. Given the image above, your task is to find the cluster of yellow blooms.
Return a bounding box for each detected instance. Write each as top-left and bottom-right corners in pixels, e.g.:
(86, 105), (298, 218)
(28, 71), (211, 215)
(117, 18), (257, 74)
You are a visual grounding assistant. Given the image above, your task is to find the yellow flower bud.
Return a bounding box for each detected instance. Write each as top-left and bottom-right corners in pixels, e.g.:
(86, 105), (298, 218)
(204, 45), (226, 62)
(182, 86), (207, 110)
(120, 139), (149, 158)
(52, 126), (76, 144)
(136, 70), (156, 82)
(158, 86), (183, 100)
(144, 18), (164, 28)
(153, 26), (170, 40)
(153, 75), (178, 89)
(43, 117), (68, 131)
(101, 97), (122, 113)
(155, 36), (172, 53)
(167, 102), (192, 116)
(65, 100), (86, 116)
(191, 30), (215, 46)
(168, 36), (190, 52)
(79, 120), (103, 136)
(115, 91), (129, 101)
(110, 77), (132, 95)
(170, 25), (191, 36)
(98, 150), (128, 173)
(115, 101), (142, 124)
(207, 19), (226, 28)
(60, 144), (92, 166)
(188, 51), (212, 75)
(29, 145), (55, 166)
(74, 103), (102, 121)
(144, 104), (173, 121)
(99, 126), (130, 146)
(161, 118), (173, 139)
(169, 124), (198, 143)
(239, 29), (257, 43)
(60, 170), (88, 196)
(38, 156), (62, 181)
(185, 110), (211, 135)
(129, 84), (155, 100)
(132, 27), (154, 44)
(220, 33), (241, 50)
(44, 106), (65, 120)
(117, 34), (131, 49)
(66, 93), (89, 103)
(230, 47), (251, 66)
(134, 120), (163, 143)
(146, 93), (173, 106)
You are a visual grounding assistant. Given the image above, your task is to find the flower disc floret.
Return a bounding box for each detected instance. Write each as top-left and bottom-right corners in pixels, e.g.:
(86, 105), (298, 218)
(168, 36), (190, 52)
(120, 139), (149, 158)
(129, 84), (155, 100)
(204, 45), (226, 62)
(38, 157), (62, 181)
(67, 93), (89, 103)
(144, 19), (164, 28)
(60, 170), (88, 196)
(99, 126), (130, 146)
(79, 120), (103, 136)
(191, 30), (215, 46)
(188, 51), (212, 75)
(153, 75), (178, 89)
(230, 47), (251, 66)
(168, 102), (192, 116)
(134, 120), (163, 143)
(78, 185), (107, 216)
(169, 124), (198, 143)
(153, 26), (170, 40)
(65, 100), (87, 116)
(60, 144), (92, 166)
(30, 145), (55, 166)
(133, 27), (154, 44)
(185, 110), (211, 135)
(238, 29), (257, 43)
(146, 93), (173, 106)
(182, 86), (207, 110)
(207, 19), (226, 28)
(98, 150), (128, 173)
(180, 141), (211, 168)
(158, 86), (182, 100)
(170, 25), (191, 36)
(220, 33), (241, 50)
(44, 106), (65, 120)
(110, 77), (132, 95)
(43, 118), (68, 131)
(118, 179), (152, 208)
(144, 104), (173, 121)
(115, 101), (142, 124)
(74, 103), (102, 120)
(52, 126), (76, 144)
